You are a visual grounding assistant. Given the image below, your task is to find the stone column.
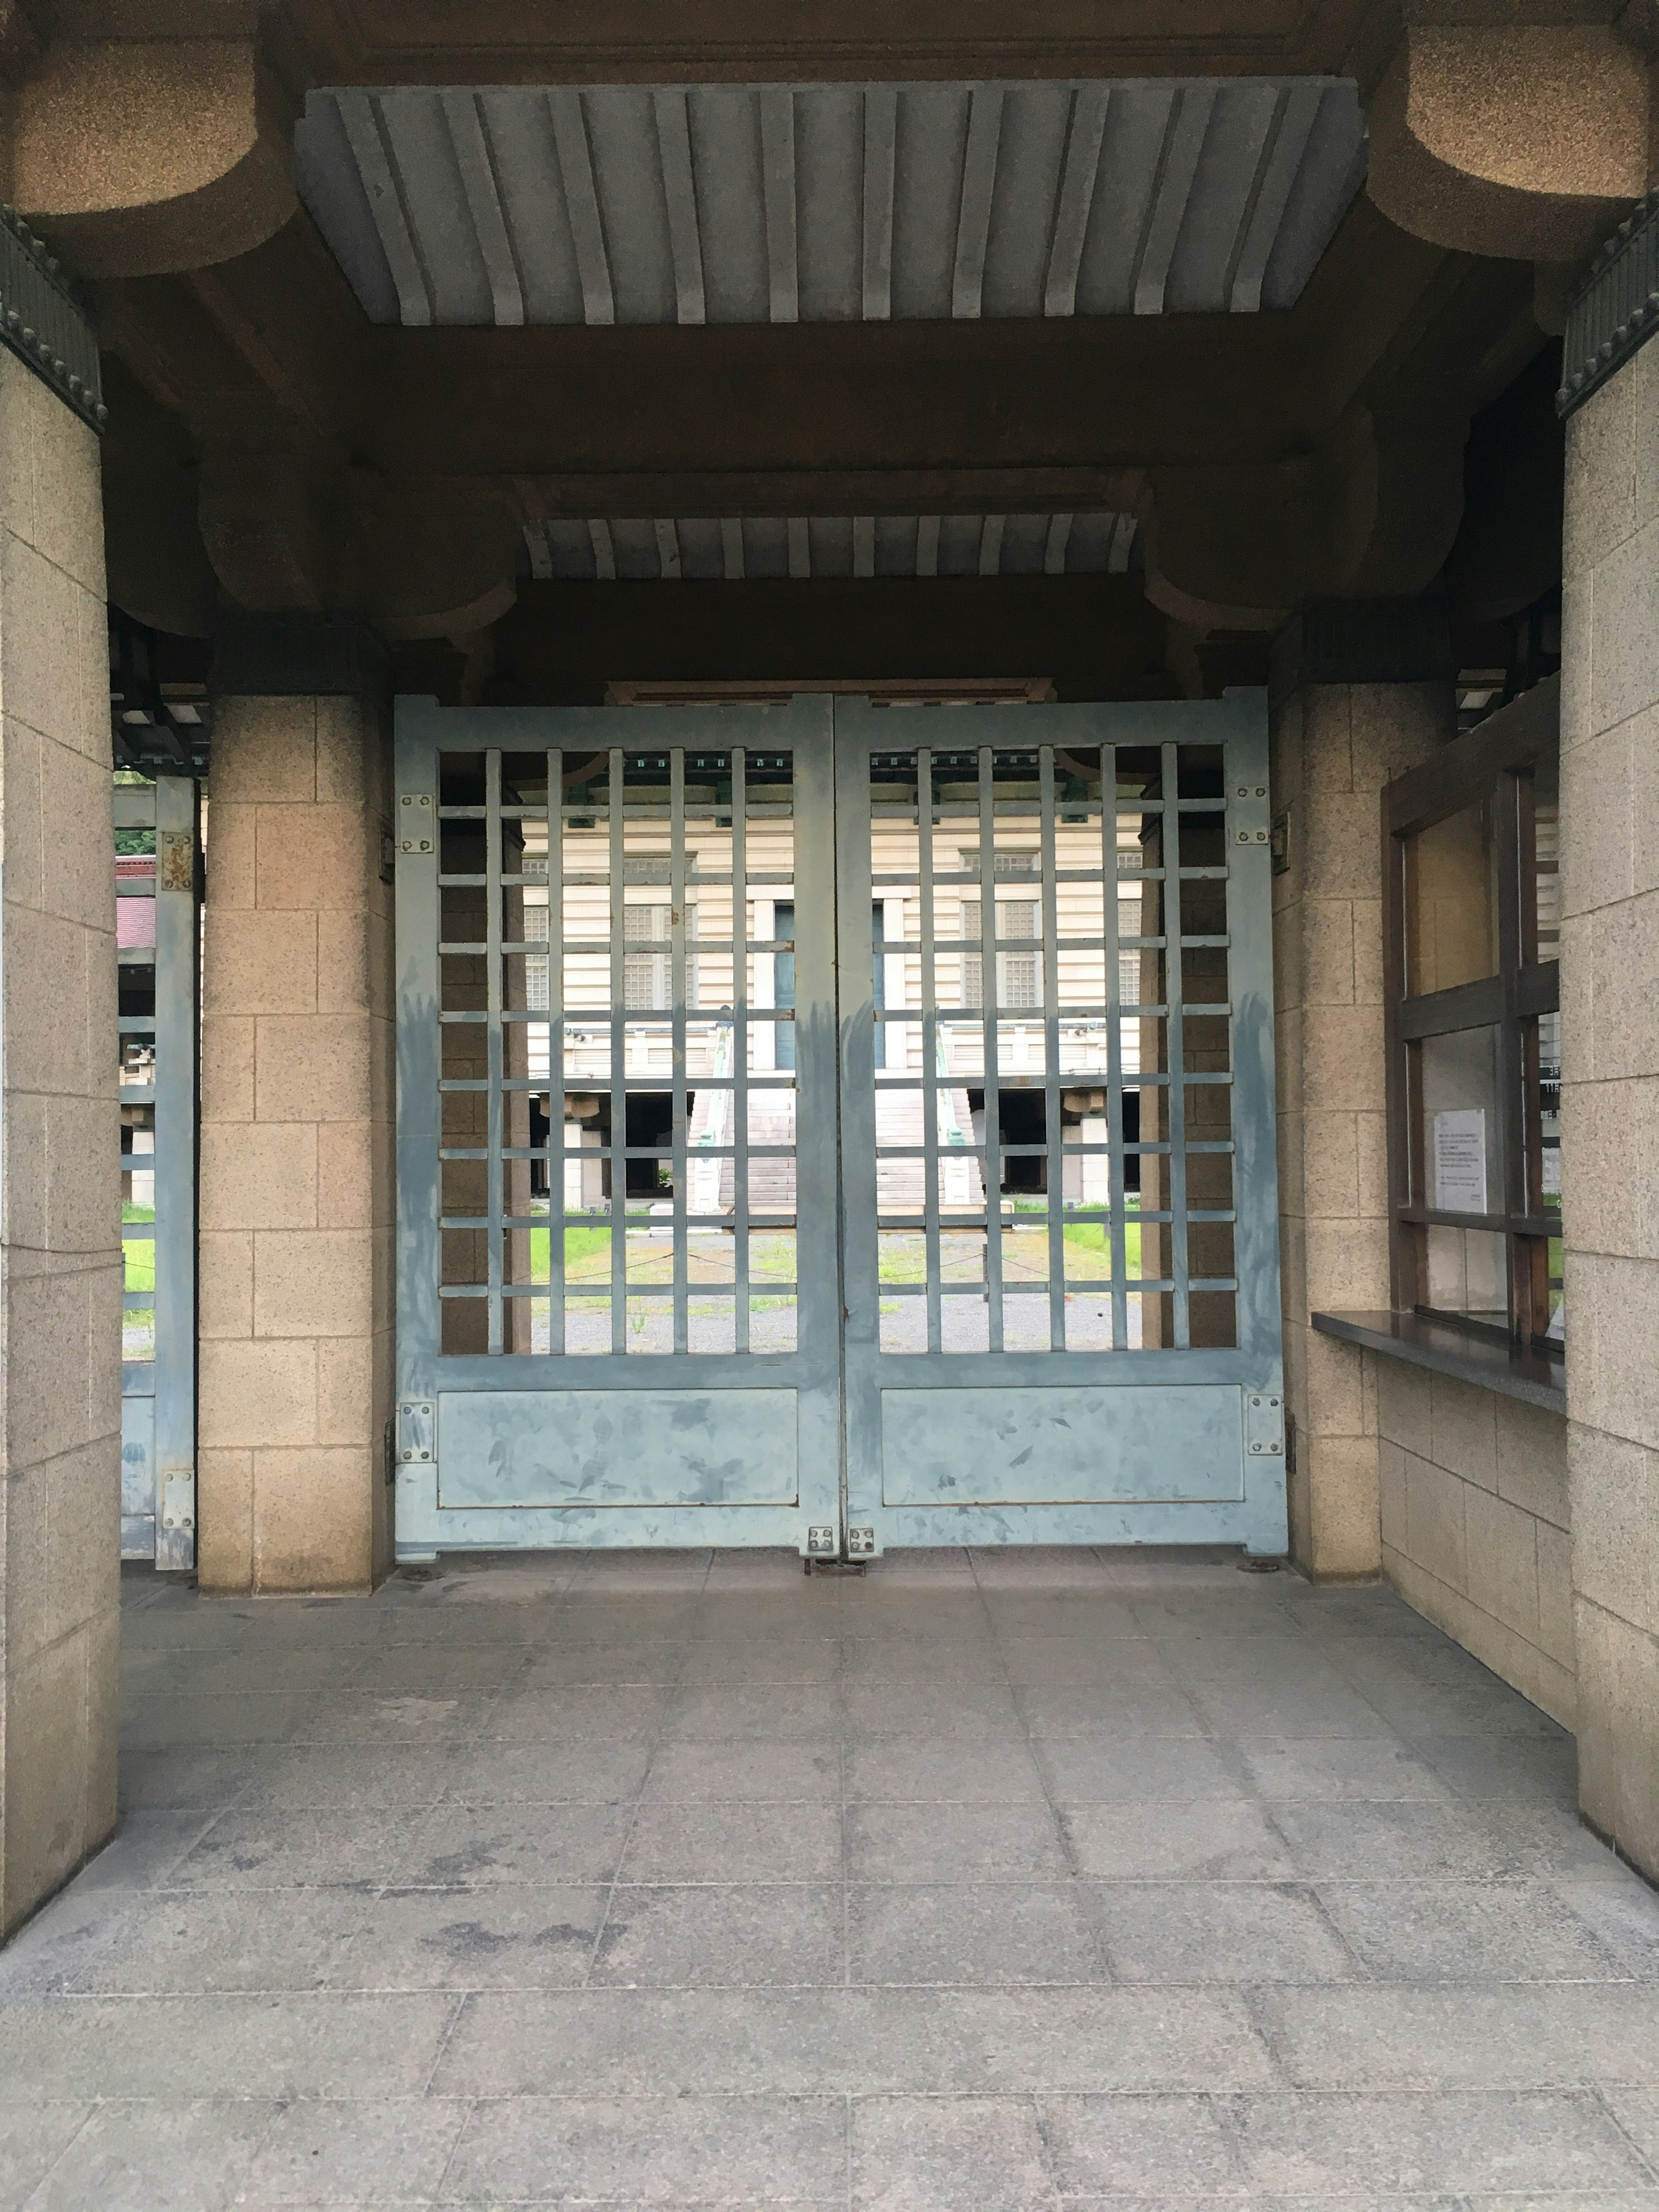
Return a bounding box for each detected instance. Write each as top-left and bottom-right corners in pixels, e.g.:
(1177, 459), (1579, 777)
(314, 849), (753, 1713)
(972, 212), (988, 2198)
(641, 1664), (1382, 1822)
(1270, 605), (1453, 1578)
(197, 626), (394, 1593)
(0, 338), (121, 1935)
(1559, 289), (1659, 1878)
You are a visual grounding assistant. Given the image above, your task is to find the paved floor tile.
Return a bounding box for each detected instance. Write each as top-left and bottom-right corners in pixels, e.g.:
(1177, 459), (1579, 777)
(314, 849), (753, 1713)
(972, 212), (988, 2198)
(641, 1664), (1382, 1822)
(847, 1802), (1070, 1882)
(439, 2093), (848, 2204)
(1061, 1799), (1295, 1881)
(1235, 1736), (1455, 1802)
(22, 2097), (277, 2212)
(64, 1886), (369, 1993)
(1033, 1736), (1242, 1804)
(642, 1738), (841, 1802)
(592, 1883), (844, 1987)
(621, 1800), (843, 1883)
(1232, 2087), (1656, 2194)
(1083, 1880), (1358, 1983)
(238, 2096), (469, 2204)
(0, 2103), (92, 2208)
(444, 1739), (654, 1804)
(845, 1737), (1047, 1804)
(346, 1884), (607, 1989)
(0, 1994), (457, 2100)
(1014, 1682), (1204, 1738)
(413, 1802), (634, 1886)
(1036, 2091), (1245, 2194)
(1316, 1879), (1634, 1983)
(848, 1882), (1105, 1986)
(2, 1548), (1637, 2209)
(850, 2094), (1057, 2209)
(1253, 1984), (1659, 2088)
(665, 1684), (844, 1741)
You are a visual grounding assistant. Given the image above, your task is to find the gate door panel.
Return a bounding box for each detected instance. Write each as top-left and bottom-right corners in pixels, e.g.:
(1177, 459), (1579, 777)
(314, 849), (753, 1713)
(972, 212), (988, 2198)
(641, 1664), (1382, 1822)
(394, 699), (842, 1554)
(834, 696), (1286, 1554)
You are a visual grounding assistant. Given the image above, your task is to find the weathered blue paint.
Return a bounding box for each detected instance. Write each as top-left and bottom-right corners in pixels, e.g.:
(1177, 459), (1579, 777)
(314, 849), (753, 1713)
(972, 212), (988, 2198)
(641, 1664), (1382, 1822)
(394, 696), (842, 1558)
(880, 1384), (1245, 1505)
(395, 693), (1285, 1559)
(436, 1388), (798, 1508)
(117, 773), (197, 1567)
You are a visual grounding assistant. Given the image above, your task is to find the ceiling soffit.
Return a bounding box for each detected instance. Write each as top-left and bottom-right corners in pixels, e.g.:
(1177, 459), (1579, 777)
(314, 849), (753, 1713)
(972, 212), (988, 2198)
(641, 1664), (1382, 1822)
(524, 511), (1138, 581)
(295, 77), (1365, 329)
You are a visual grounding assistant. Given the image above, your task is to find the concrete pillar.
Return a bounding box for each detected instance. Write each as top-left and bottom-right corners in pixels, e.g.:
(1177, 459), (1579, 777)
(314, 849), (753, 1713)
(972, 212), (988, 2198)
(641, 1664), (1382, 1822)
(1270, 607), (1452, 1578)
(0, 344), (121, 1934)
(1559, 322), (1659, 1877)
(197, 648), (394, 1594)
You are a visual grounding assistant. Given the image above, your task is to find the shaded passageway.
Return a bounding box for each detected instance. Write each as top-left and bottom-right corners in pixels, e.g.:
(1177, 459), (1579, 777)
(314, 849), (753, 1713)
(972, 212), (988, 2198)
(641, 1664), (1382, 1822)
(0, 1550), (1654, 2206)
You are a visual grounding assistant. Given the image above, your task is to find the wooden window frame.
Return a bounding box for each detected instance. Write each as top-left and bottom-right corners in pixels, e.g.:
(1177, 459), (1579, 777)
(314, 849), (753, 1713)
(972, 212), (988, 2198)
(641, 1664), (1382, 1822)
(1382, 677), (1560, 1355)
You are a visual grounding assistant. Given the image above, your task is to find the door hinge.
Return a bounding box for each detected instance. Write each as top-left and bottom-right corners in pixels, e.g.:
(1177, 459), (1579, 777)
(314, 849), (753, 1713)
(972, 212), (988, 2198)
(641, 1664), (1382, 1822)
(806, 1524), (837, 1554)
(1245, 1392), (1284, 1457)
(398, 1401), (436, 1463)
(846, 1526), (876, 1556)
(1230, 780), (1271, 850)
(397, 791), (435, 853)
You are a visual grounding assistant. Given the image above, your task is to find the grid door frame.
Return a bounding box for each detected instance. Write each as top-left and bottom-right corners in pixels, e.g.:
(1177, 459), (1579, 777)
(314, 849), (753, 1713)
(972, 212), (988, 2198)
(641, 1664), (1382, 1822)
(393, 695), (843, 1556)
(833, 692), (1287, 1554)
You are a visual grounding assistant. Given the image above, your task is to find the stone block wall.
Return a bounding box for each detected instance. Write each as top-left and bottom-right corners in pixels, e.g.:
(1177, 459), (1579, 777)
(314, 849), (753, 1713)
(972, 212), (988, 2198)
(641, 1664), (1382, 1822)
(1270, 677), (1448, 1577)
(1560, 337), (1659, 1874)
(197, 693), (395, 1593)
(0, 348), (121, 1933)
(1376, 1358), (1575, 1727)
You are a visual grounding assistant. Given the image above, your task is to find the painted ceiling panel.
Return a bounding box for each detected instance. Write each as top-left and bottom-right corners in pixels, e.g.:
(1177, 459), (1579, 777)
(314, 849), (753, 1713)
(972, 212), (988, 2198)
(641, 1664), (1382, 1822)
(522, 512), (1139, 582)
(296, 79), (1365, 329)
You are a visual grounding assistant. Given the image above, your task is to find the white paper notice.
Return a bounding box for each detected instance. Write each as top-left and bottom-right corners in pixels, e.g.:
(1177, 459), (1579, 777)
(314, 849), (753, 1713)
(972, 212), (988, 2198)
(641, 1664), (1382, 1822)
(1541, 1145), (1561, 1198)
(1433, 1108), (1487, 1214)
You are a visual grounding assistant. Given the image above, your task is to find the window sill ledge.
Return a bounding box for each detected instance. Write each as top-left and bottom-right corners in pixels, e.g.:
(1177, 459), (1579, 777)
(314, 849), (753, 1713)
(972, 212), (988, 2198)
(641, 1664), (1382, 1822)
(1310, 1309), (1566, 1414)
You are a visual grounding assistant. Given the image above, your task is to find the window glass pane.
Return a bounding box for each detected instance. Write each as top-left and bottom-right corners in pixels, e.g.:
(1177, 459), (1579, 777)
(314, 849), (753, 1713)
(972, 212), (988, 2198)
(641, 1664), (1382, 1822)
(1407, 798), (1498, 996)
(1415, 1027), (1502, 1215)
(1533, 755), (1560, 964)
(1422, 1225), (1507, 1326)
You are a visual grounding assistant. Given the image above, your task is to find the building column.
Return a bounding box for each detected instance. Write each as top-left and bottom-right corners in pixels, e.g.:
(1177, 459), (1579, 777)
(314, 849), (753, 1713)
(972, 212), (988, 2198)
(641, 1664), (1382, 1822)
(1558, 236), (1659, 1878)
(1270, 606), (1453, 1578)
(197, 622), (394, 1593)
(0, 287), (121, 1932)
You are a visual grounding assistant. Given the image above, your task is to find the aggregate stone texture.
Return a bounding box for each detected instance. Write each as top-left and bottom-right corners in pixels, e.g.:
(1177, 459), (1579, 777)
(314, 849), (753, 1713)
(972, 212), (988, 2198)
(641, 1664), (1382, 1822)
(1, 1548), (1656, 2208)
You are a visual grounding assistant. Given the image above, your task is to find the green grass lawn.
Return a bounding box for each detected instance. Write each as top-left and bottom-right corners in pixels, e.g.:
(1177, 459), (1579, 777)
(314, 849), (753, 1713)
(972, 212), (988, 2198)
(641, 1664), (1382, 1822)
(122, 1202), (155, 1294)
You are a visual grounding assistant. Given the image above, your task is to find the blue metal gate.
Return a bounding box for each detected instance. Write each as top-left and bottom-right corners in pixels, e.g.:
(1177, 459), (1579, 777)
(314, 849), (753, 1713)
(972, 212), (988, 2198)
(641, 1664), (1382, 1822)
(117, 772), (198, 1568)
(394, 693), (1284, 1559)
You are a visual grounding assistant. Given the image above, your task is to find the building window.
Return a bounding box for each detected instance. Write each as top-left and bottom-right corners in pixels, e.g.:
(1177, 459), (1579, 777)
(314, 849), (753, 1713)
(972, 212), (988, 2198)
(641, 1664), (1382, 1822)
(962, 898), (1039, 1010)
(1383, 681), (1562, 1351)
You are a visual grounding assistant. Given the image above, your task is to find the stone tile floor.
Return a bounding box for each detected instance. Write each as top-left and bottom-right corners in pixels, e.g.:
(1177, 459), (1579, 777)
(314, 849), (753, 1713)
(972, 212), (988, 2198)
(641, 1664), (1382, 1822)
(3, 1546), (1659, 2209)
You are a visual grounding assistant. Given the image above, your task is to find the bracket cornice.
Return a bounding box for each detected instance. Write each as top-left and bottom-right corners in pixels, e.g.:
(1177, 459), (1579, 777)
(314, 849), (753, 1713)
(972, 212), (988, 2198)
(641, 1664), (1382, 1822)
(1557, 190), (1659, 417)
(0, 202), (104, 429)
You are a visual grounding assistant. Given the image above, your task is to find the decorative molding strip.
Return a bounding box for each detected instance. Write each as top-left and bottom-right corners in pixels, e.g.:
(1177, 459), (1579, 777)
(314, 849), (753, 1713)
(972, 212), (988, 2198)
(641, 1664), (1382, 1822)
(0, 206), (105, 432)
(1558, 190), (1659, 420)
(1269, 596), (1452, 704)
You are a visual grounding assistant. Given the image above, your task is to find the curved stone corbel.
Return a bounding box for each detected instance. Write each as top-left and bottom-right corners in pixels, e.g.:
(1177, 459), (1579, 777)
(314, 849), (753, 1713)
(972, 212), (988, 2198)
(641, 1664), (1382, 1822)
(1139, 402), (1468, 633)
(11, 37), (295, 278)
(198, 443), (334, 612)
(357, 477), (521, 643)
(1367, 23), (1647, 264)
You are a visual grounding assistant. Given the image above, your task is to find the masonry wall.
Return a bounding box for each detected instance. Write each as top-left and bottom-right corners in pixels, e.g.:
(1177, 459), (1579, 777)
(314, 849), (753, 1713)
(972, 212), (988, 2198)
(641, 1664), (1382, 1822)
(0, 349), (121, 1933)
(1558, 337), (1659, 1874)
(1270, 677), (1449, 1578)
(1376, 1358), (1575, 1727)
(197, 693), (395, 1593)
